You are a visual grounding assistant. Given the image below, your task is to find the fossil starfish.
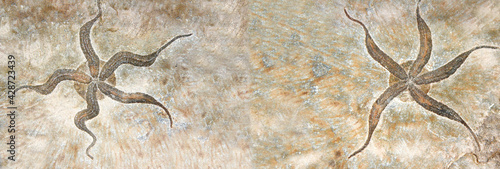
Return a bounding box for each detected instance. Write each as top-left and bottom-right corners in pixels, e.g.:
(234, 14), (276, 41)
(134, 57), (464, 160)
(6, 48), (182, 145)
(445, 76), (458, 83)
(15, 0), (191, 159)
(344, 3), (499, 158)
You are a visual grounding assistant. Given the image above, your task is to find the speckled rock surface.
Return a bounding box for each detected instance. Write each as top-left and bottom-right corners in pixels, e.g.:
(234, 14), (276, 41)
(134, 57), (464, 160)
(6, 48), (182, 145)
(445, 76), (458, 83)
(1, 0), (250, 168)
(0, 0), (499, 168)
(248, 0), (499, 168)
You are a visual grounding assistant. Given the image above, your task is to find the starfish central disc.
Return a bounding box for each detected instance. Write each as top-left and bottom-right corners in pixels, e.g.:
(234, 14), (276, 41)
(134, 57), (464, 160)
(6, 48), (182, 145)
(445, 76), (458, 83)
(74, 60), (116, 100)
(388, 60), (430, 102)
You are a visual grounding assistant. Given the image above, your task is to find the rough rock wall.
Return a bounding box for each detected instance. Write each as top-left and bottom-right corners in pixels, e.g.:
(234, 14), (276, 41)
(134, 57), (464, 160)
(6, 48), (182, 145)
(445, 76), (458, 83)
(0, 0), (499, 168)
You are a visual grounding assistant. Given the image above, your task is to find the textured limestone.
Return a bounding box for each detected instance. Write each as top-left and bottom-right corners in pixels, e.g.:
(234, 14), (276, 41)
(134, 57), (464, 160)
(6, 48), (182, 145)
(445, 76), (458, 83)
(1, 0), (250, 168)
(0, 0), (499, 168)
(249, 0), (499, 168)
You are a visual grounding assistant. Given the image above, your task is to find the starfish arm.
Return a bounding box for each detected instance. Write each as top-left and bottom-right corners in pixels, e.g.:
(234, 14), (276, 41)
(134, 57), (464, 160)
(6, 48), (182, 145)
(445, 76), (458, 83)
(80, 0), (102, 78)
(97, 82), (173, 127)
(344, 9), (408, 80)
(408, 85), (480, 151)
(15, 69), (92, 95)
(98, 33), (192, 81)
(409, 5), (432, 78)
(74, 83), (99, 159)
(414, 46), (499, 85)
(349, 81), (407, 158)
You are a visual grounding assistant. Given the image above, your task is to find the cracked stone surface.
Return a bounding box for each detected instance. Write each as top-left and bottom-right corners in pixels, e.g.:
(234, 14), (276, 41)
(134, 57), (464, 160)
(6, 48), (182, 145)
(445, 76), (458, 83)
(0, 0), (499, 168)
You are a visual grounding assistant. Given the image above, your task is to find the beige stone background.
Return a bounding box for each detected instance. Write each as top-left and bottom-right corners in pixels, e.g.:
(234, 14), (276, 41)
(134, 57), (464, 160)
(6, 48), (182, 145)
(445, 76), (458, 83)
(0, 0), (499, 168)
(1, 0), (250, 168)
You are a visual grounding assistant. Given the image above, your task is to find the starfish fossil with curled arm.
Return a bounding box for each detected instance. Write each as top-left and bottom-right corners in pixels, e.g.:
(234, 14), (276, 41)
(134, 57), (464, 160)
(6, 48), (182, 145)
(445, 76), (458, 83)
(15, 0), (192, 159)
(344, 3), (499, 158)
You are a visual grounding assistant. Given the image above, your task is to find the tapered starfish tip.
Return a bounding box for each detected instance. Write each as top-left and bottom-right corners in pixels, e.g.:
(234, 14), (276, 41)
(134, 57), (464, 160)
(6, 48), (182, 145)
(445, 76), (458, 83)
(348, 144), (367, 159)
(87, 151), (94, 160)
(85, 134), (97, 159)
(174, 33), (193, 41)
(163, 107), (174, 128)
(343, 8), (352, 19)
(343, 8), (370, 33)
(463, 123), (481, 151)
(348, 153), (356, 159)
(161, 106), (173, 128)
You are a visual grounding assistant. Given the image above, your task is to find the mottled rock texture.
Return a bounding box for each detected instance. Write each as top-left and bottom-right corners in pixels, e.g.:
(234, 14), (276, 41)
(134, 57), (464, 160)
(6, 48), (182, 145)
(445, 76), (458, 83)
(0, 0), (499, 168)
(1, 0), (250, 168)
(249, 0), (499, 168)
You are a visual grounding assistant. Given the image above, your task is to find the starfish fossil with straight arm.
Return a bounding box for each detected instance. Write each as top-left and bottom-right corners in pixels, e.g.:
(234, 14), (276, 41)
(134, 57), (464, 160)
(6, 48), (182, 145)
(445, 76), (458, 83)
(15, 0), (192, 159)
(344, 3), (499, 158)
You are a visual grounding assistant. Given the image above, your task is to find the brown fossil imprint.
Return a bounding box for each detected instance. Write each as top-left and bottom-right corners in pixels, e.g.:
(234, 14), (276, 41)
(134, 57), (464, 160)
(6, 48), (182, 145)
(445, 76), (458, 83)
(15, 0), (191, 159)
(344, 3), (499, 158)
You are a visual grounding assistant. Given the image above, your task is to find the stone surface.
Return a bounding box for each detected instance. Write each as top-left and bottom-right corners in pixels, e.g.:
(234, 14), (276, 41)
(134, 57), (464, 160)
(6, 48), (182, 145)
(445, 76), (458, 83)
(0, 0), (499, 168)
(248, 0), (499, 168)
(1, 0), (250, 168)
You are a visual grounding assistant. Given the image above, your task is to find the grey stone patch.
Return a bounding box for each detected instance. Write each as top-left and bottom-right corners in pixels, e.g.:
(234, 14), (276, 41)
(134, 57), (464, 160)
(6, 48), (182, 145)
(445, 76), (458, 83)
(137, 134), (150, 141)
(312, 62), (331, 78)
(290, 33), (303, 46)
(310, 85), (319, 95)
(312, 55), (324, 62)
(283, 32), (304, 48)
(262, 55), (275, 68)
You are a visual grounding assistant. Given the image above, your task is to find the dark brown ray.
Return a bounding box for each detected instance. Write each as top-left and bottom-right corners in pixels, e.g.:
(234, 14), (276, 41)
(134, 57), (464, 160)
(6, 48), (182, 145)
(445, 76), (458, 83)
(408, 5), (432, 78)
(15, 69), (92, 95)
(408, 85), (480, 151)
(97, 82), (173, 127)
(80, 0), (102, 78)
(349, 81), (407, 158)
(74, 83), (99, 159)
(98, 33), (193, 80)
(344, 9), (408, 80)
(414, 46), (499, 85)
